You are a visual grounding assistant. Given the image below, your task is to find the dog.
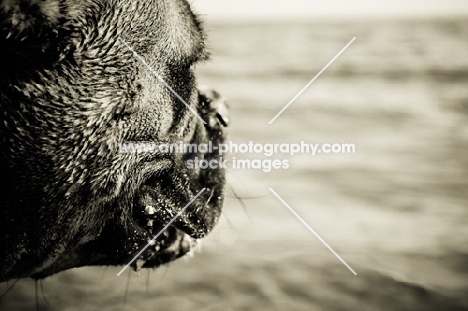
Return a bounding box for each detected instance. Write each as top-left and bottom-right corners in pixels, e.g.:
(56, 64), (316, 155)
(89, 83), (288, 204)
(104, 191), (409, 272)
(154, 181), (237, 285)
(0, 0), (228, 280)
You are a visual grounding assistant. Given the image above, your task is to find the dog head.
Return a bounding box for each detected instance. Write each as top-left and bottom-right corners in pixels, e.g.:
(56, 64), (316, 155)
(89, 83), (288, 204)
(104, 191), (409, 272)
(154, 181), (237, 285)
(0, 0), (228, 279)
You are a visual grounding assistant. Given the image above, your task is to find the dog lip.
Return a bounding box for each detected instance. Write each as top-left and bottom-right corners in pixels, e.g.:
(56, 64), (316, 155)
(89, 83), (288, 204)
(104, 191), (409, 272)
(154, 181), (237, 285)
(135, 164), (222, 238)
(135, 186), (216, 239)
(133, 223), (198, 270)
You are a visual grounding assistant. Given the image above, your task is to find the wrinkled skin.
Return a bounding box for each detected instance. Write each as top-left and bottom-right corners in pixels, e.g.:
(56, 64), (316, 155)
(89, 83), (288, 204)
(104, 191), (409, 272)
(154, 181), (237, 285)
(0, 0), (228, 280)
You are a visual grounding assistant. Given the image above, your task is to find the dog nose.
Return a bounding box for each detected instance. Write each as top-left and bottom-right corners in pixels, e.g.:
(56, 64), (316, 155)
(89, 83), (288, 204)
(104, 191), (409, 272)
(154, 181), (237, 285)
(214, 98), (229, 127)
(198, 87), (230, 128)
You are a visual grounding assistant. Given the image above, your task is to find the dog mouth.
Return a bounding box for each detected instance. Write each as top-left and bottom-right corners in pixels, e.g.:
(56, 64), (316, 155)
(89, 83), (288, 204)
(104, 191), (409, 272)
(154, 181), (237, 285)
(123, 88), (229, 270)
(128, 181), (218, 270)
(129, 221), (201, 271)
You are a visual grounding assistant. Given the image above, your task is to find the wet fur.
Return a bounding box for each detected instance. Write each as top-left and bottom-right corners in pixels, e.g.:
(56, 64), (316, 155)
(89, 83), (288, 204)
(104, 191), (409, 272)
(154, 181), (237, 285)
(0, 0), (226, 280)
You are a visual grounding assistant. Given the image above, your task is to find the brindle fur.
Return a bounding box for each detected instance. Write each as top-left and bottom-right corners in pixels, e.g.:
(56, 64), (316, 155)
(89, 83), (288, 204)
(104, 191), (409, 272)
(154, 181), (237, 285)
(0, 0), (227, 280)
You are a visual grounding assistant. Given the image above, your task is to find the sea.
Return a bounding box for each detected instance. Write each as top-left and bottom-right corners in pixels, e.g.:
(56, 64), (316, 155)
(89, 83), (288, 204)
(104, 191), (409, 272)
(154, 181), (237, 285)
(1, 17), (468, 311)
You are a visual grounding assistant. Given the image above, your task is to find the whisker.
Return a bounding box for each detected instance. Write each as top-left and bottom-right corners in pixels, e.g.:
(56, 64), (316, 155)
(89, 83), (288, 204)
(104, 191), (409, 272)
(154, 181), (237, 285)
(0, 279), (20, 298)
(146, 269), (151, 295)
(124, 268), (131, 306)
(220, 212), (239, 238)
(35, 280), (39, 311)
(224, 171), (268, 200)
(40, 280), (50, 306)
(224, 183), (251, 222)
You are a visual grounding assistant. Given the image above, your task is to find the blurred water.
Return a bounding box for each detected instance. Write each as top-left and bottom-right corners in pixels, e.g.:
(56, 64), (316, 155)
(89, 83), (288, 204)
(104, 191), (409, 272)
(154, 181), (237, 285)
(2, 18), (468, 311)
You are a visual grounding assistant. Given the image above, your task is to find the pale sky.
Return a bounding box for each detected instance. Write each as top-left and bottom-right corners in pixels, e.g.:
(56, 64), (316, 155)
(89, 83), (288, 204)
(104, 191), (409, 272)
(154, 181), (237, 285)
(191, 0), (468, 18)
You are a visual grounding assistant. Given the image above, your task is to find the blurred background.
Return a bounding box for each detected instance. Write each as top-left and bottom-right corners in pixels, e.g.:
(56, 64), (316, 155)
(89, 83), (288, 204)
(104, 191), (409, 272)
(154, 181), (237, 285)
(2, 1), (468, 310)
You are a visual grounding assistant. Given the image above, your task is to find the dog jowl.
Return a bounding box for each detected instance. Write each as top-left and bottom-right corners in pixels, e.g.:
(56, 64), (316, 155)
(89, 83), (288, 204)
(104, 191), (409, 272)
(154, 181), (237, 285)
(0, 0), (228, 280)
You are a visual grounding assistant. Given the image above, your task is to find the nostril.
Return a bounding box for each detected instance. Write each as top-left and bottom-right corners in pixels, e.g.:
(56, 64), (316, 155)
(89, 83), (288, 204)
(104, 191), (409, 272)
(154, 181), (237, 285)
(198, 87), (230, 128)
(215, 99), (229, 127)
